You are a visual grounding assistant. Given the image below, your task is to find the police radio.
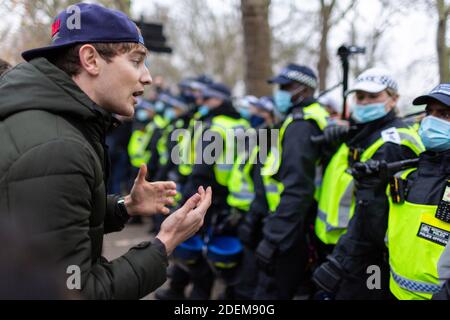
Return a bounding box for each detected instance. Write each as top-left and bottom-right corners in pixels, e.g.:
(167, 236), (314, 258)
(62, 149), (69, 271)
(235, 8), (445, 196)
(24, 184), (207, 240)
(436, 181), (450, 223)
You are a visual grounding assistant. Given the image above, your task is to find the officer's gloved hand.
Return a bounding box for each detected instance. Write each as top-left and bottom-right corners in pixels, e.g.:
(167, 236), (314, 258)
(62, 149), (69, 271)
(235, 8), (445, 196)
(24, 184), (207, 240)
(238, 211), (263, 250)
(238, 221), (259, 250)
(312, 255), (345, 295)
(312, 124), (350, 147)
(255, 239), (277, 275)
(350, 159), (389, 192)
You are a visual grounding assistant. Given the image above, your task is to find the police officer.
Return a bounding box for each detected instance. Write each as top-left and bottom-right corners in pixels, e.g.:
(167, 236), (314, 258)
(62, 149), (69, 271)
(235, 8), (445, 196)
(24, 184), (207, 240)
(154, 76), (215, 300)
(127, 98), (155, 168)
(313, 83), (450, 300)
(314, 68), (424, 267)
(254, 63), (330, 299)
(229, 96), (278, 299)
(159, 82), (249, 299)
(155, 76), (214, 183)
(312, 68), (425, 300)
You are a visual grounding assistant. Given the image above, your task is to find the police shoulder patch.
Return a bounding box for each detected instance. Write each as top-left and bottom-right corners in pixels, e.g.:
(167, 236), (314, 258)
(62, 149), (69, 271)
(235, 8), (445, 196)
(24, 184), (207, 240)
(381, 127), (401, 144)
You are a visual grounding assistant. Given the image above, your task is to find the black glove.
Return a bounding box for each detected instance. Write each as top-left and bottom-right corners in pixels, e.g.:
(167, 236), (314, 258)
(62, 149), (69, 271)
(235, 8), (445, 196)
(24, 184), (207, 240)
(350, 159), (389, 196)
(311, 125), (350, 147)
(312, 255), (345, 294)
(255, 239), (277, 275)
(238, 211), (263, 250)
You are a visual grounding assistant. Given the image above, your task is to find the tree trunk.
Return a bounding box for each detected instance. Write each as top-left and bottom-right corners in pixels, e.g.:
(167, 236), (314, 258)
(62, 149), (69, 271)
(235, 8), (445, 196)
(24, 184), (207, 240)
(241, 0), (272, 96)
(317, 2), (334, 92)
(436, 0), (449, 83)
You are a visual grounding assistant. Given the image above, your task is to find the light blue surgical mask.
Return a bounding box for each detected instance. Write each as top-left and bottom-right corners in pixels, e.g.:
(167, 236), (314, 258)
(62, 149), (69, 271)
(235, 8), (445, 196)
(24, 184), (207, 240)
(164, 108), (176, 121)
(418, 115), (450, 152)
(274, 90), (293, 114)
(274, 86), (306, 114)
(351, 102), (387, 123)
(238, 107), (251, 120)
(198, 105), (210, 117)
(135, 109), (149, 122)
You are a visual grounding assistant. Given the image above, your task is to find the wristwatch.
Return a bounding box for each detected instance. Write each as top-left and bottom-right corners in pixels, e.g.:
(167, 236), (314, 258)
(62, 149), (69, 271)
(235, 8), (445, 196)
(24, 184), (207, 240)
(117, 196), (130, 221)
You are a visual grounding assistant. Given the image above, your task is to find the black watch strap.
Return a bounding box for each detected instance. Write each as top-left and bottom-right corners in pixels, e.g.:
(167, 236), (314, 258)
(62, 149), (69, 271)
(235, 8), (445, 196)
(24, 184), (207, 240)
(117, 197), (130, 221)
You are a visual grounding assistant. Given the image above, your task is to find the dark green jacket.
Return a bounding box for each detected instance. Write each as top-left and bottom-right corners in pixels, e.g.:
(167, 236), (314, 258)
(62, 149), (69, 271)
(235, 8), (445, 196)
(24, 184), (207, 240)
(0, 58), (168, 299)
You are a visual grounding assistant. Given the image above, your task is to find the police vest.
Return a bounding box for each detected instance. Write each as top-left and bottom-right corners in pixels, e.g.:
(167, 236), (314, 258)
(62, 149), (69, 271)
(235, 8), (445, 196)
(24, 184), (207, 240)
(226, 145), (259, 212)
(178, 112), (202, 177)
(210, 116), (250, 187)
(261, 103), (330, 213)
(315, 127), (424, 245)
(387, 168), (450, 300)
(128, 114), (168, 168)
(178, 114), (249, 186)
(157, 118), (186, 167)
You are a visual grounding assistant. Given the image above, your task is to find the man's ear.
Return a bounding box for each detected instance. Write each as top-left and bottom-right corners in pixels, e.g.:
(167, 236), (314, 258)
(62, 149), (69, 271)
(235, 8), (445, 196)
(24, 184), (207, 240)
(78, 44), (101, 76)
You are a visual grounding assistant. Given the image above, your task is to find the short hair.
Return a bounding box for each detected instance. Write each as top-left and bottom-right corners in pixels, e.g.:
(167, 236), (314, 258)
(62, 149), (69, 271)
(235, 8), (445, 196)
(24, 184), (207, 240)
(386, 87), (399, 98)
(0, 58), (12, 76)
(48, 42), (144, 76)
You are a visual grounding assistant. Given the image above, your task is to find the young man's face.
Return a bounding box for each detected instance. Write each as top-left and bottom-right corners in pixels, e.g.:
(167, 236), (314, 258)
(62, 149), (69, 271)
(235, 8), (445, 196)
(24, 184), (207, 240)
(95, 46), (152, 117)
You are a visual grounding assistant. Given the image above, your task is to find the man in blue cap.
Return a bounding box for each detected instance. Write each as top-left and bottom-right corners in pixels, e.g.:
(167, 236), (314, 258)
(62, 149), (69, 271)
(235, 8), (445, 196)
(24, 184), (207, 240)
(0, 3), (211, 299)
(254, 63), (330, 299)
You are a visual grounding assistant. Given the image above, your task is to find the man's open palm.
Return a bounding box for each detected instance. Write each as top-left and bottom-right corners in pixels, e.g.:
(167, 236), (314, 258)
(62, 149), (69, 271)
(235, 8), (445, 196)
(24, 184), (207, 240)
(125, 164), (177, 216)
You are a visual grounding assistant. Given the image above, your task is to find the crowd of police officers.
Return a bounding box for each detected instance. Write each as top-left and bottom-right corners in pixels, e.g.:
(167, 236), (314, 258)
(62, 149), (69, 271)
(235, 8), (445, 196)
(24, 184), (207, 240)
(118, 63), (450, 300)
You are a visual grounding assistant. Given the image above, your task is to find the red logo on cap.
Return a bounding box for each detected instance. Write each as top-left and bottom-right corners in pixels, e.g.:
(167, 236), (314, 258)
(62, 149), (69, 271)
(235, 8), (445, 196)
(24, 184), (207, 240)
(51, 18), (61, 37)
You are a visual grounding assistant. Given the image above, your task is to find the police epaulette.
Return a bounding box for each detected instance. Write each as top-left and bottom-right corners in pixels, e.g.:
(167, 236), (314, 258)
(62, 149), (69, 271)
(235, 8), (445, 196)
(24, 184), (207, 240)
(389, 176), (405, 204)
(291, 107), (305, 120)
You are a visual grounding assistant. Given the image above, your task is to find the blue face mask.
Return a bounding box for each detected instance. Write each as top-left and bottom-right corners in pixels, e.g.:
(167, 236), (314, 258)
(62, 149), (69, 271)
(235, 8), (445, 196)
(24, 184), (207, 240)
(164, 108), (176, 121)
(135, 109), (149, 122)
(198, 105), (210, 117)
(419, 115), (450, 152)
(238, 107), (251, 120)
(155, 101), (165, 113)
(274, 90), (293, 114)
(351, 102), (387, 123)
(250, 115), (265, 128)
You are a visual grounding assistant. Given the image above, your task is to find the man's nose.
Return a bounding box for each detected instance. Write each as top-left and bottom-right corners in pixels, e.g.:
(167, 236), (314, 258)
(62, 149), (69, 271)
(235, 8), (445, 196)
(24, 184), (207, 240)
(141, 67), (152, 86)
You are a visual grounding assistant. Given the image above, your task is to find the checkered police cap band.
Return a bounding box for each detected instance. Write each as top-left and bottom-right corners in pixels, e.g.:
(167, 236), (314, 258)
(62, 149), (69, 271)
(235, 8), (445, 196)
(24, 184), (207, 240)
(203, 88), (230, 100)
(281, 68), (318, 89)
(430, 84), (450, 96)
(356, 74), (398, 92)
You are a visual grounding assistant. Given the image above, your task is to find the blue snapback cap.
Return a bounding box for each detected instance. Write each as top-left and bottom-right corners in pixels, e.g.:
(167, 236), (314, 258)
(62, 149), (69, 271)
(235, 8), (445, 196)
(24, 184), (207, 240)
(22, 2), (145, 61)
